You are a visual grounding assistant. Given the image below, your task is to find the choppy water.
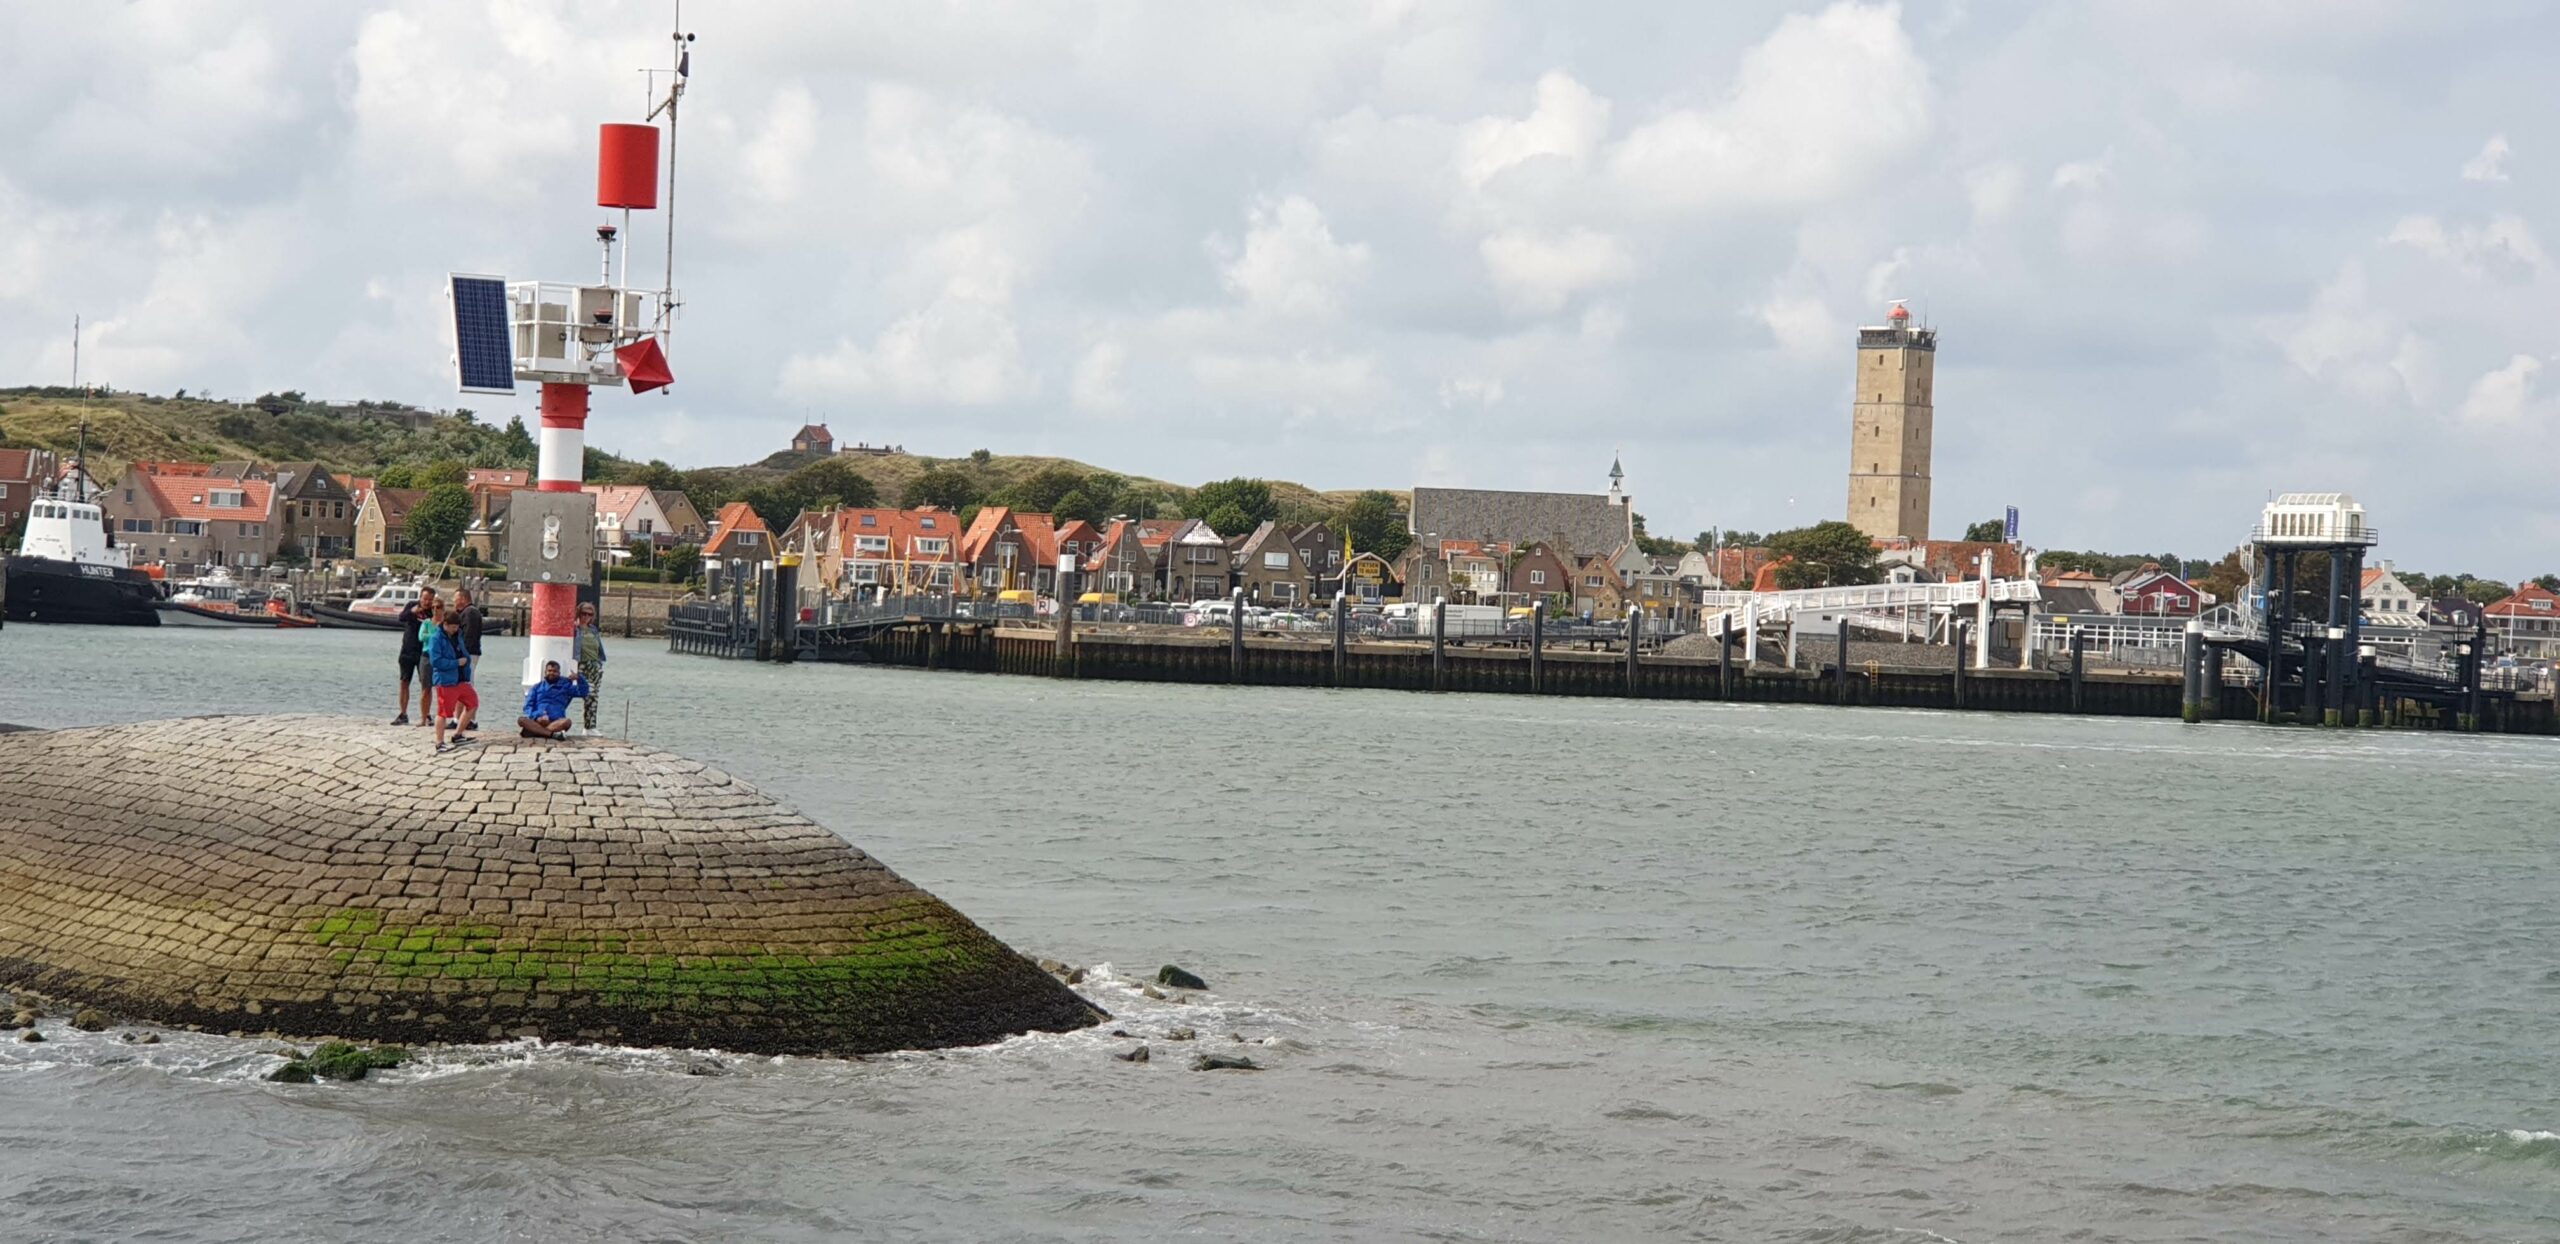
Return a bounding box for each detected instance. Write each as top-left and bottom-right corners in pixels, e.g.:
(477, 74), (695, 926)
(1, 626), (2554, 1242)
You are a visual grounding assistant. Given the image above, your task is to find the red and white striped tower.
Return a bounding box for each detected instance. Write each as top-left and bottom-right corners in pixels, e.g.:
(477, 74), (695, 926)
(524, 381), (592, 684)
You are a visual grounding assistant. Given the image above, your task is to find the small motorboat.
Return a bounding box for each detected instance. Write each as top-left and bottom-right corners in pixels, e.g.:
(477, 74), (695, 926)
(156, 597), (291, 626)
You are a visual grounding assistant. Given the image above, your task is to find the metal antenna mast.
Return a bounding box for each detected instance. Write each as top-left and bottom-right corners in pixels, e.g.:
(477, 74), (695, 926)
(647, 2), (692, 339)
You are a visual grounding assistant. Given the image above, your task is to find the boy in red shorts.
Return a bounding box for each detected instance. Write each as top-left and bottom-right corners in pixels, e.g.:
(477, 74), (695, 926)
(425, 604), (479, 752)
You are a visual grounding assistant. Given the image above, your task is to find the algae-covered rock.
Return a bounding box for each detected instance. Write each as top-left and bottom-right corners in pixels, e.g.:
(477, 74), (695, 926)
(267, 1061), (315, 1083)
(1157, 965), (1209, 990)
(306, 1041), (407, 1081)
(70, 1007), (108, 1032)
(0, 716), (1107, 1056)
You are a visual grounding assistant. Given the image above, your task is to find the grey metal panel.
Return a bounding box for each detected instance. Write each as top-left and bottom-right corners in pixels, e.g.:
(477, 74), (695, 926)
(502, 490), (596, 585)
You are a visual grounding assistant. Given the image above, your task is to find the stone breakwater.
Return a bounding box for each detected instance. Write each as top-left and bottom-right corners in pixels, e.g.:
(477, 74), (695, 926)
(0, 716), (1104, 1055)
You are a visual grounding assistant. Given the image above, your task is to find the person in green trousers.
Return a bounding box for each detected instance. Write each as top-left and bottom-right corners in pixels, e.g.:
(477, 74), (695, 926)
(574, 600), (608, 731)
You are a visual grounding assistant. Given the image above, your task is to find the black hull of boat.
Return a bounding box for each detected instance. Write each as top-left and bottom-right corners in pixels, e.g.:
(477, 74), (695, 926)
(156, 600), (288, 627)
(310, 604), (511, 634)
(1, 556), (162, 627)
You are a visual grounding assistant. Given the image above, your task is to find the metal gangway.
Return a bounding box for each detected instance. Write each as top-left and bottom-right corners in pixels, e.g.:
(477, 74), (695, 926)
(1694, 577), (2045, 661)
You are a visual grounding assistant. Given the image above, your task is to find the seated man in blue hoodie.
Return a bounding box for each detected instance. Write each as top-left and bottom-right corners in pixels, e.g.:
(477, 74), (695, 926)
(518, 659), (592, 739)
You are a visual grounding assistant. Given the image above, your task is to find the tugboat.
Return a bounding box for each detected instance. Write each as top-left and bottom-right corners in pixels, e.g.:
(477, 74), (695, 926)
(3, 475), (162, 627)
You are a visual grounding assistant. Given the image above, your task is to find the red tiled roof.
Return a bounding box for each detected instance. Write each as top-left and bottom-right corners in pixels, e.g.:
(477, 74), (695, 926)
(585, 483), (653, 520)
(793, 423), (832, 443)
(466, 468), (530, 489)
(1701, 546), (1775, 587)
(2485, 584), (2560, 617)
(702, 501), (770, 558)
(1132, 517), (1187, 550)
(958, 505), (1011, 563)
(832, 507), (961, 562)
(0, 448), (40, 484)
(1013, 512), (1059, 567)
(138, 473), (274, 524)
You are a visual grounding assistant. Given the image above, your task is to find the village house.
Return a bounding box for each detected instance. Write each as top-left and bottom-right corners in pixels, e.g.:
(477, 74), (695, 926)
(1394, 539), (1508, 605)
(1628, 557), (1692, 623)
(1163, 519), (1232, 602)
(355, 487), (426, 562)
(958, 506), (1060, 595)
(653, 489), (710, 547)
(2428, 594), (2486, 632)
(1233, 522), (1310, 605)
(2485, 584), (2560, 659)
(586, 484), (675, 557)
(2113, 563), (2208, 616)
(1571, 552), (1628, 620)
(790, 423), (834, 455)
(1505, 542), (1575, 608)
(701, 501), (773, 587)
(100, 462), (280, 570)
(824, 506), (959, 595)
(1053, 519), (1102, 573)
(2359, 563), (2425, 627)
(1288, 523), (1345, 601)
(269, 462), (356, 562)
(1877, 538), (2026, 584)
(460, 483), (511, 562)
(0, 448), (59, 539)
(1082, 519), (1158, 598)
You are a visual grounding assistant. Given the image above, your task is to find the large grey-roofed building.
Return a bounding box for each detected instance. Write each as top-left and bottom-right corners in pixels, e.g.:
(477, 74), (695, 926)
(1408, 460), (1634, 557)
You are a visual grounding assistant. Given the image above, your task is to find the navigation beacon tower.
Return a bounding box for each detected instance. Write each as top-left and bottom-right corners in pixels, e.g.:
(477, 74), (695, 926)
(1845, 301), (1935, 543)
(444, 23), (693, 686)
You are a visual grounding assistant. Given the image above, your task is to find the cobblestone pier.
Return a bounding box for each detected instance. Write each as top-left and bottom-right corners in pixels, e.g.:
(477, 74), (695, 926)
(0, 716), (1104, 1055)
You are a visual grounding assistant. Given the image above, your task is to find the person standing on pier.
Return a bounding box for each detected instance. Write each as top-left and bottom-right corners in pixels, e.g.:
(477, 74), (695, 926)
(453, 587), (486, 735)
(392, 585), (438, 726)
(426, 603), (477, 751)
(574, 600), (608, 732)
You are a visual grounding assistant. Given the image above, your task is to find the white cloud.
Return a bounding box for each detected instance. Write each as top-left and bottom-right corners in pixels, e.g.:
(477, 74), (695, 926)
(741, 85), (820, 204)
(1608, 2), (1930, 211)
(1479, 227), (1632, 314)
(2051, 154), (2113, 193)
(2385, 213), (2548, 280)
(2457, 354), (2542, 426)
(1217, 195), (1371, 317)
(2461, 134), (2512, 183)
(1753, 287), (1834, 357)
(1964, 162), (2025, 222)
(1438, 375), (1505, 407)
(1458, 71), (1610, 189)
(2280, 262), (2417, 407)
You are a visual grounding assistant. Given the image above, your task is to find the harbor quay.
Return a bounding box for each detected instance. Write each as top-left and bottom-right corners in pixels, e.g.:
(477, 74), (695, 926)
(669, 592), (2558, 734)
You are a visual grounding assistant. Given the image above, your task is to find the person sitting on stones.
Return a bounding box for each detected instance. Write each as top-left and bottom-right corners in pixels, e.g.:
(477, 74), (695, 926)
(518, 659), (590, 739)
(425, 604), (478, 751)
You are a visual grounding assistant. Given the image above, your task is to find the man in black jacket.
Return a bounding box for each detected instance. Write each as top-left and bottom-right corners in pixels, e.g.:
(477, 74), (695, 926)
(392, 585), (438, 725)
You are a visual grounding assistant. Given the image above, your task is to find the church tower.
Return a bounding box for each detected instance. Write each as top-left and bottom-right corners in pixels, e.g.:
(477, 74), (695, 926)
(1846, 302), (1935, 542)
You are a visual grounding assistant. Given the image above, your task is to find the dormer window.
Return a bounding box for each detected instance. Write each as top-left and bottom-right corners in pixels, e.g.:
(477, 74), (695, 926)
(861, 514), (876, 527)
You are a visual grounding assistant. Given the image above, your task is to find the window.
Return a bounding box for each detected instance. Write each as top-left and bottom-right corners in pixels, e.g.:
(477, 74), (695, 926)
(914, 537), (950, 555)
(852, 565), (879, 584)
(860, 514), (877, 527)
(1263, 551), (1290, 569)
(124, 489), (134, 503)
(167, 520), (203, 535)
(333, 501), (344, 519)
(855, 536), (889, 553)
(920, 516), (937, 529)
(210, 490), (245, 508)
(1530, 569), (1546, 586)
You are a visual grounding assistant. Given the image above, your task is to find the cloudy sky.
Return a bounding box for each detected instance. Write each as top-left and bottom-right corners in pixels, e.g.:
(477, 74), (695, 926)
(6, 1), (2556, 570)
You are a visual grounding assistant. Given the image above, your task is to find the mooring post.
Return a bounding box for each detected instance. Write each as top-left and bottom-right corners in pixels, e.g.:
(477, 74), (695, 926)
(1530, 600), (1545, 694)
(2181, 618), (2205, 724)
(2356, 646), (2376, 727)
(773, 557), (800, 662)
(2460, 636), (2482, 731)
(2200, 643), (2222, 720)
(1332, 590), (1348, 688)
(1952, 620), (1969, 709)
(2068, 626), (2087, 713)
(1835, 615), (1851, 706)
(1229, 586), (1246, 685)
(1624, 608), (1642, 697)
(1431, 596), (1447, 692)
(1717, 614), (1733, 699)
(1053, 552), (1075, 678)
(2322, 626), (2347, 726)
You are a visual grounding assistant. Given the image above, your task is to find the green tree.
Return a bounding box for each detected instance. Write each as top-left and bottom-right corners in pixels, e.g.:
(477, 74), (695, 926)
(2461, 577), (2513, 604)
(1767, 520), (1882, 589)
(418, 459), (469, 490)
(405, 484), (471, 559)
(1341, 490), (1408, 559)
(1631, 512), (1684, 557)
(996, 464), (1090, 513)
(1052, 488), (1106, 526)
(662, 543), (702, 583)
(2196, 548), (2249, 606)
(632, 458), (685, 490)
(740, 483), (800, 534)
(501, 415), (537, 464)
(2534, 573), (2560, 594)
(781, 457), (880, 511)
(1204, 503), (1253, 538)
(1962, 518), (2006, 542)
(904, 465), (983, 510)
(1190, 477), (1277, 533)
(969, 448), (993, 466)
(375, 464), (417, 489)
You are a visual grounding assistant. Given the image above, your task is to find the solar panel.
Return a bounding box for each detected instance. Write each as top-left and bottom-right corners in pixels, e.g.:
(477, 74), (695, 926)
(448, 273), (516, 394)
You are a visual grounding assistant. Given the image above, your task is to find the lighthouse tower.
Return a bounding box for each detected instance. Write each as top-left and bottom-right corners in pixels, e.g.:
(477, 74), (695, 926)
(1846, 301), (1935, 543)
(445, 34), (689, 687)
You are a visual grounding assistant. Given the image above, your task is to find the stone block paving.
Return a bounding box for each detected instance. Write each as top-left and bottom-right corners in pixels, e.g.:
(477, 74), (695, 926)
(0, 716), (1102, 1055)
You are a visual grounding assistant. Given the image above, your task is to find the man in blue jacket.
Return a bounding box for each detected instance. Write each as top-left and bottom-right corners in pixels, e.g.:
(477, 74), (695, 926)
(517, 659), (591, 739)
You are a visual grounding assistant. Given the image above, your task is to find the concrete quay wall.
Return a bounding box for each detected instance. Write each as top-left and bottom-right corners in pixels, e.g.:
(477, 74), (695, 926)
(0, 716), (1103, 1055)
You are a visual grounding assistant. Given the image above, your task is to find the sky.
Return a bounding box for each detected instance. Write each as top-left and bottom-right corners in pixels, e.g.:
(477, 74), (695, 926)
(4, 1), (2557, 573)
